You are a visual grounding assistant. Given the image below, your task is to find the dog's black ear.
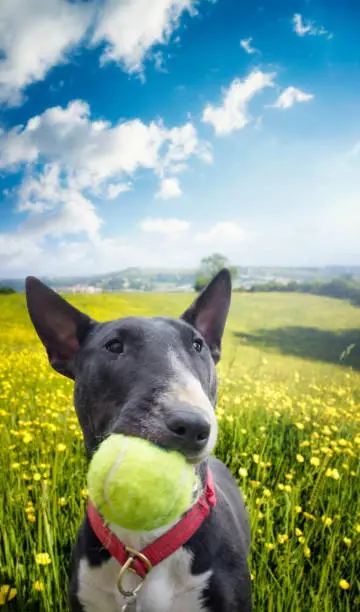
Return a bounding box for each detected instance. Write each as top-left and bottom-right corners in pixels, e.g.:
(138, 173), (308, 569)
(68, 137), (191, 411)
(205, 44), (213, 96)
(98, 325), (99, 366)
(25, 276), (93, 379)
(181, 268), (232, 363)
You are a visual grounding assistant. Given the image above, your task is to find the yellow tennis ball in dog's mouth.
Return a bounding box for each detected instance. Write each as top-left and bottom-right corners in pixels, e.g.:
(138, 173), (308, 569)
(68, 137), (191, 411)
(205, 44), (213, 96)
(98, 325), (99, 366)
(87, 434), (200, 531)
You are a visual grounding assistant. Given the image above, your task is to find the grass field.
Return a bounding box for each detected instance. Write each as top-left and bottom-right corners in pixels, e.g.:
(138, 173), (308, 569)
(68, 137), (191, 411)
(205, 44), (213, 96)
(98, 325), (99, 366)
(0, 291), (359, 611)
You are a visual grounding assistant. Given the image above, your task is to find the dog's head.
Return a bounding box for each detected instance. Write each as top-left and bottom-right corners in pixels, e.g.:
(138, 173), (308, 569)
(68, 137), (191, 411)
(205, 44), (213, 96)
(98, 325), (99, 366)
(25, 269), (231, 464)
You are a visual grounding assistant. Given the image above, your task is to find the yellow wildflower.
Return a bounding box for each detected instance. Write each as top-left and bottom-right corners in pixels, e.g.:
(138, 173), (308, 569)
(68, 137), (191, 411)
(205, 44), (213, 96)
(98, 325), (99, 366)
(339, 579), (350, 590)
(322, 516), (333, 527)
(303, 512), (316, 521)
(303, 546), (311, 558)
(35, 553), (51, 566)
(277, 534), (289, 544)
(0, 586), (17, 604)
(33, 581), (44, 592)
(325, 468), (340, 480)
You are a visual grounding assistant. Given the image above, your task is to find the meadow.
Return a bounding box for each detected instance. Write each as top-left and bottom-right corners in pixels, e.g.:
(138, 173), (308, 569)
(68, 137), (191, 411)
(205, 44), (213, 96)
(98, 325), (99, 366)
(0, 291), (359, 611)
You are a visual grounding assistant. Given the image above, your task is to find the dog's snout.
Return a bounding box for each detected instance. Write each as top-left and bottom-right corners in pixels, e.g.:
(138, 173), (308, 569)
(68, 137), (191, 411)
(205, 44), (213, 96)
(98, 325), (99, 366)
(165, 407), (211, 454)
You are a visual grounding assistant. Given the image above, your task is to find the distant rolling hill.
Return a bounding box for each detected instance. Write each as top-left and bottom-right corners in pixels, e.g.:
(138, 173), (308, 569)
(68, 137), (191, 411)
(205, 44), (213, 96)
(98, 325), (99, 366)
(1, 265), (360, 293)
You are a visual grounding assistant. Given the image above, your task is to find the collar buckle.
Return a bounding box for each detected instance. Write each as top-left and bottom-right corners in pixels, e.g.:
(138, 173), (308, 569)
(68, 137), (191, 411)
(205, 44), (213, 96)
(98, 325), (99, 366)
(117, 546), (152, 598)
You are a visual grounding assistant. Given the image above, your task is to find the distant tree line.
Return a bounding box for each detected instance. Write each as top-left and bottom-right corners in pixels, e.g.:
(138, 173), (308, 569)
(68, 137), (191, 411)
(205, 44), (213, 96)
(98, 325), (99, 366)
(236, 275), (360, 307)
(194, 254), (238, 291)
(0, 286), (16, 295)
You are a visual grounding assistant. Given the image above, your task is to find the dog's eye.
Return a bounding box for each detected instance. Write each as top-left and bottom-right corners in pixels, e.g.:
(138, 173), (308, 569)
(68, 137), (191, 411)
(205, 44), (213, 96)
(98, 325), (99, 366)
(105, 339), (124, 354)
(192, 338), (203, 353)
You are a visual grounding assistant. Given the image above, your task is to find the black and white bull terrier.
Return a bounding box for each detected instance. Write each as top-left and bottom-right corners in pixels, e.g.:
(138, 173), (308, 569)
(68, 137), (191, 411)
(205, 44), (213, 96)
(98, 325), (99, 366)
(25, 268), (251, 612)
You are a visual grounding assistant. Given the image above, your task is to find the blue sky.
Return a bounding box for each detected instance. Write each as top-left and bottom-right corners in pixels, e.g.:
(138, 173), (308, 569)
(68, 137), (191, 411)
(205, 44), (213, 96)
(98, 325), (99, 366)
(1, 0), (360, 277)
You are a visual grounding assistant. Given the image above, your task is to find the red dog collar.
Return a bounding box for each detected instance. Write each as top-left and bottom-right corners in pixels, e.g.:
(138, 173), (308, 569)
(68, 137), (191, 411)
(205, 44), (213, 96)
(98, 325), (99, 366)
(87, 466), (216, 579)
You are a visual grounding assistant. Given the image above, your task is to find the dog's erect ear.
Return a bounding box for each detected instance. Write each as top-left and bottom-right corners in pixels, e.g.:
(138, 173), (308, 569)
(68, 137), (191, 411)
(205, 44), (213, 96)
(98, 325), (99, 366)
(181, 268), (232, 363)
(25, 276), (93, 379)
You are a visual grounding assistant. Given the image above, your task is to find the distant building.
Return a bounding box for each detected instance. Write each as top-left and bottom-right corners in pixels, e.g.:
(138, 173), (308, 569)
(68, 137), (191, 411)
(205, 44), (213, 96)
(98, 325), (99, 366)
(57, 285), (103, 294)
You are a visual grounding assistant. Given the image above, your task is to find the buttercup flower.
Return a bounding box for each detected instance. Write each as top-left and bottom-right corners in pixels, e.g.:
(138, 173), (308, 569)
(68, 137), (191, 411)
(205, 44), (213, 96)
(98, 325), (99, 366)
(0, 586), (17, 605)
(339, 579), (350, 590)
(35, 553), (51, 566)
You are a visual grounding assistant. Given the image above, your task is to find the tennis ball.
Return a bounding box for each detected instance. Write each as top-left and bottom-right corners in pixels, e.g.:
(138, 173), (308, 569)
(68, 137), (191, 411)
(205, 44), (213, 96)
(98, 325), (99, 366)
(87, 434), (200, 531)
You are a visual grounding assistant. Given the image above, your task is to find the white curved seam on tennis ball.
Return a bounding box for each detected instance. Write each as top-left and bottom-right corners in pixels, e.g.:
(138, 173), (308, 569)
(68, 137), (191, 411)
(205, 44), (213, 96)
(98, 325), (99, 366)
(102, 438), (182, 527)
(101, 437), (201, 529)
(103, 438), (128, 517)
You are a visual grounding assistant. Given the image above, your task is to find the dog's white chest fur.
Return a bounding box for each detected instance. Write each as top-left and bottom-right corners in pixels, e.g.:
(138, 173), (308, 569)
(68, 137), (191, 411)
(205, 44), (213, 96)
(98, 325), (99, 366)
(78, 547), (211, 612)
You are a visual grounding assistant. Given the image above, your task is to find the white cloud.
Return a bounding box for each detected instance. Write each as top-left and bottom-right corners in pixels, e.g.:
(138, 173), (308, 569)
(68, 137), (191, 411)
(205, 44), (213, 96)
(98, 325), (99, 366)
(0, 97), (213, 276)
(0, 0), (93, 105)
(272, 86), (314, 110)
(0, 171), (102, 276)
(14, 163), (102, 241)
(292, 13), (312, 36)
(92, 0), (197, 74)
(0, 215), (259, 276)
(240, 37), (258, 55)
(140, 217), (190, 234)
(0, 0), (203, 106)
(0, 100), (209, 192)
(159, 122), (213, 174)
(0, 100), (165, 186)
(107, 182), (132, 200)
(156, 177), (182, 199)
(292, 13), (332, 39)
(202, 70), (275, 135)
(20, 190), (102, 241)
(194, 221), (249, 245)
(17, 164), (61, 212)
(0, 234), (43, 271)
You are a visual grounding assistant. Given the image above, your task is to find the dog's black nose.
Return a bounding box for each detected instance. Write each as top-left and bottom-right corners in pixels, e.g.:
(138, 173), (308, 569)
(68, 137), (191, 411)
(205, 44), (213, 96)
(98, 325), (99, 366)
(165, 408), (211, 455)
